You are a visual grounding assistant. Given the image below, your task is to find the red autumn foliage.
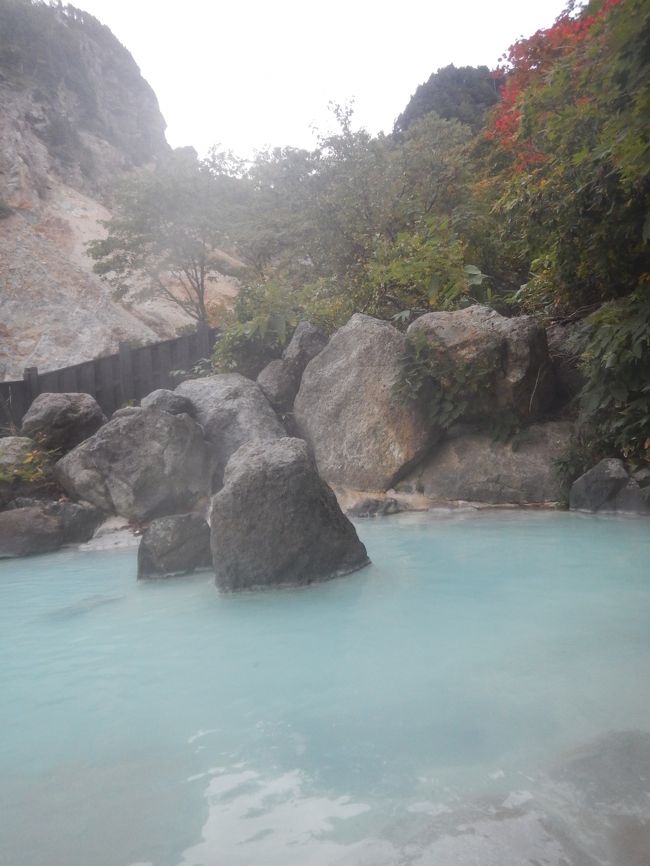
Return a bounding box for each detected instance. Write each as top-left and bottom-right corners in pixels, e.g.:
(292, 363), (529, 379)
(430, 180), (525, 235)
(485, 0), (624, 171)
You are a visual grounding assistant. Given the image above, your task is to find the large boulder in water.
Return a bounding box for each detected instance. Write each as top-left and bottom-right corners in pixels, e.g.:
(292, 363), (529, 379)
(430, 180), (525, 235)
(257, 321), (329, 413)
(175, 374), (285, 489)
(399, 421), (573, 504)
(0, 505), (63, 557)
(407, 305), (555, 421)
(293, 314), (436, 490)
(20, 392), (106, 453)
(138, 513), (211, 578)
(210, 437), (369, 591)
(55, 409), (211, 521)
(0, 500), (102, 557)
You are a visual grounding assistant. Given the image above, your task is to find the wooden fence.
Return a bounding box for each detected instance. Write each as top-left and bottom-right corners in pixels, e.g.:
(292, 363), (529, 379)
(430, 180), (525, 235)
(0, 324), (219, 431)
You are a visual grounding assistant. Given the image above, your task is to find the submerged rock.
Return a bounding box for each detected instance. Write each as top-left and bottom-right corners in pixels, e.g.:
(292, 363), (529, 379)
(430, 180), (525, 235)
(20, 392), (106, 453)
(347, 497), (401, 518)
(55, 409), (211, 521)
(407, 305), (555, 421)
(399, 421), (573, 504)
(138, 513), (211, 578)
(294, 314), (435, 490)
(210, 437), (369, 591)
(0, 499), (99, 557)
(175, 374), (285, 490)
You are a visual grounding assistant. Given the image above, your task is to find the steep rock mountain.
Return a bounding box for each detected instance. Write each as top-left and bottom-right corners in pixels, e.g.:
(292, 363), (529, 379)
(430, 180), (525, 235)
(0, 1), (214, 379)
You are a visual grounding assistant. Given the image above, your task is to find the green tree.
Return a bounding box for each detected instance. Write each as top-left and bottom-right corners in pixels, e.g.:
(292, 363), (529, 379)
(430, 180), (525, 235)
(395, 64), (502, 133)
(478, 0), (649, 316)
(88, 149), (230, 325)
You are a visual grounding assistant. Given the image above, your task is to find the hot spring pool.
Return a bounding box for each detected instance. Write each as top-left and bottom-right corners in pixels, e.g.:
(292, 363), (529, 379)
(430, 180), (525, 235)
(1, 510), (649, 866)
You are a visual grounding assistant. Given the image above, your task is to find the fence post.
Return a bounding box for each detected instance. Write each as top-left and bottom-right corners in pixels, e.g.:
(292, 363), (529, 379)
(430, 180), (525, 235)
(118, 342), (134, 405)
(196, 322), (211, 359)
(23, 366), (39, 408)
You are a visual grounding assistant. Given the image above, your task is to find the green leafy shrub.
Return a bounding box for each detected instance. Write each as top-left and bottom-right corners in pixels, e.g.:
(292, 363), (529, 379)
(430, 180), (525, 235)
(578, 289), (650, 465)
(211, 282), (301, 378)
(393, 330), (494, 429)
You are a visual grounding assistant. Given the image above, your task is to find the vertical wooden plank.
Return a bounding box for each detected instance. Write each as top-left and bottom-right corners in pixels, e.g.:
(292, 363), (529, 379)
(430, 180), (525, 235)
(61, 365), (79, 393)
(158, 341), (173, 390)
(97, 356), (115, 416)
(119, 341), (134, 405)
(0, 382), (27, 431)
(196, 322), (211, 360)
(79, 362), (96, 399)
(176, 334), (191, 377)
(137, 346), (153, 400)
(23, 367), (39, 409)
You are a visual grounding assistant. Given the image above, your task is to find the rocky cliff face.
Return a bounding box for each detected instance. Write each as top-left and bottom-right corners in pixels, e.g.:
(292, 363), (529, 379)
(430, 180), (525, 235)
(0, 1), (199, 379)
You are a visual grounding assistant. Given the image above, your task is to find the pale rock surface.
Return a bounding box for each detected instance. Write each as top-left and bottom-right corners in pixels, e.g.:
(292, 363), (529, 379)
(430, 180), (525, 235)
(294, 314), (436, 490)
(55, 409), (211, 520)
(257, 321), (329, 414)
(175, 374), (285, 490)
(21, 392), (106, 453)
(399, 421), (573, 504)
(407, 305), (555, 420)
(140, 389), (193, 416)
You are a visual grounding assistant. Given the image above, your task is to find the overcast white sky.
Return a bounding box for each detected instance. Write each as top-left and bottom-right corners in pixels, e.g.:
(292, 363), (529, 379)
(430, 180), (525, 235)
(74, 0), (568, 157)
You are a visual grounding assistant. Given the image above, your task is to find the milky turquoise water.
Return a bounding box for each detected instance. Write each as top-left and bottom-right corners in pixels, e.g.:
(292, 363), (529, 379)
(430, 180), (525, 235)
(1, 511), (649, 866)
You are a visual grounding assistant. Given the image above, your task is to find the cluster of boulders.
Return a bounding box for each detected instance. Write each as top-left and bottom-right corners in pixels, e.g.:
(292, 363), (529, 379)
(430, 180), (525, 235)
(1, 306), (647, 582)
(569, 458), (650, 515)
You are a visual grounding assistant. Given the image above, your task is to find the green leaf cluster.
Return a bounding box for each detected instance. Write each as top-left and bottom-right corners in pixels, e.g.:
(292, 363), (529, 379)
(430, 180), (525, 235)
(393, 330), (494, 430)
(578, 290), (650, 464)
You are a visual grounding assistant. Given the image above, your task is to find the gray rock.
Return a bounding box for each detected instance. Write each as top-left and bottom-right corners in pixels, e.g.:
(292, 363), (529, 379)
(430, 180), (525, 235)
(256, 359), (297, 414)
(283, 321), (329, 367)
(175, 374), (285, 489)
(0, 505), (63, 557)
(138, 513), (211, 578)
(20, 392), (106, 453)
(569, 458), (630, 512)
(546, 320), (586, 405)
(294, 314), (436, 490)
(551, 730), (650, 807)
(256, 323), (328, 413)
(55, 409), (211, 521)
(111, 406), (143, 420)
(402, 421), (573, 504)
(347, 497), (401, 518)
(613, 479), (650, 515)
(210, 438), (369, 591)
(52, 501), (104, 544)
(633, 467), (650, 489)
(0, 435), (55, 508)
(140, 389), (194, 416)
(407, 305), (555, 421)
